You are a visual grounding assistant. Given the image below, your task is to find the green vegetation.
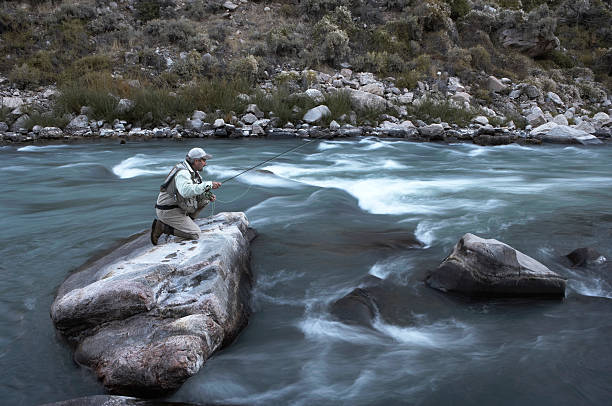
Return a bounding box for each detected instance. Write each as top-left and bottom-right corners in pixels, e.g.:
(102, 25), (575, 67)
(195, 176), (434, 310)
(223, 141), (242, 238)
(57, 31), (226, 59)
(408, 98), (476, 127)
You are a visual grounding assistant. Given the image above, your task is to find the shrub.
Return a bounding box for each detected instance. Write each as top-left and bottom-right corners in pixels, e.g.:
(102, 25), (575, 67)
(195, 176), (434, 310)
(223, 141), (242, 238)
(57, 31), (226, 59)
(60, 54), (115, 84)
(409, 97), (475, 126)
(447, 46), (472, 76)
(325, 89), (352, 119)
(229, 55), (259, 83)
(301, 0), (352, 17)
(22, 110), (69, 130)
(469, 45), (492, 72)
(356, 51), (406, 75)
(135, 0), (172, 22)
(268, 26), (302, 57)
(251, 87), (296, 126)
(179, 77), (251, 114)
(48, 3), (96, 23)
(313, 16), (350, 65)
(445, 0), (470, 20)
(144, 18), (196, 49)
(9, 63), (42, 89)
(396, 70), (421, 89)
(172, 51), (207, 79)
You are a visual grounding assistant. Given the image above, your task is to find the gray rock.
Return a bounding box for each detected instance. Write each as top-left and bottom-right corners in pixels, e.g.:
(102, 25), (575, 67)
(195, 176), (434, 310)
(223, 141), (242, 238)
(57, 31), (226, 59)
(526, 112), (546, 127)
(116, 99), (134, 114)
(360, 83), (385, 97)
(418, 124), (444, 137)
(565, 247), (607, 268)
(246, 104), (264, 118)
(0, 122), (8, 132)
(356, 72), (376, 86)
(51, 212), (254, 394)
(574, 121), (596, 134)
(398, 92), (414, 104)
(524, 85), (541, 99)
(426, 233), (566, 297)
(593, 112), (610, 122)
(1, 96), (24, 109)
(552, 114), (569, 126)
(124, 52), (139, 65)
(192, 110), (206, 121)
(242, 113), (258, 124)
(40, 127), (63, 139)
(348, 90), (387, 111)
(451, 92), (471, 104)
(447, 77), (465, 92)
(185, 119), (203, 130)
(499, 8), (560, 57)
(329, 120), (340, 130)
(509, 90), (521, 100)
(340, 68), (352, 79)
(304, 89), (325, 104)
(531, 122), (602, 145)
(487, 76), (506, 92)
(303, 105), (331, 124)
(547, 92), (563, 105)
(251, 124), (265, 136)
(223, 1), (238, 10)
(213, 118), (225, 128)
(473, 116), (489, 126)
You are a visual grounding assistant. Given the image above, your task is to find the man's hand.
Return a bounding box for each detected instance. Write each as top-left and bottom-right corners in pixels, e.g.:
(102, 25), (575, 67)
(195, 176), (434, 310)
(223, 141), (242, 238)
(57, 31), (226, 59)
(212, 181), (221, 189)
(209, 194), (216, 202)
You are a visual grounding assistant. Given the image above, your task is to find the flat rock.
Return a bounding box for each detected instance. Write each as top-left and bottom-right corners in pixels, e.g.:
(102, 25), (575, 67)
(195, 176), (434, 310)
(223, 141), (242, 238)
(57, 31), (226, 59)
(531, 122), (602, 144)
(51, 212), (255, 395)
(427, 233), (566, 298)
(348, 89), (387, 111)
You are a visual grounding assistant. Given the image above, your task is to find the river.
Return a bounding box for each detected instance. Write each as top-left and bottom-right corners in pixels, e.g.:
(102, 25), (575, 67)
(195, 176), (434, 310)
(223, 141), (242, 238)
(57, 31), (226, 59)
(1, 138), (611, 405)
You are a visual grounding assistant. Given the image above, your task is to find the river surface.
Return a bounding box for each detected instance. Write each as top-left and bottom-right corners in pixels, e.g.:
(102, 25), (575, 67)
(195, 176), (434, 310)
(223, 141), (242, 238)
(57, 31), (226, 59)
(1, 138), (611, 406)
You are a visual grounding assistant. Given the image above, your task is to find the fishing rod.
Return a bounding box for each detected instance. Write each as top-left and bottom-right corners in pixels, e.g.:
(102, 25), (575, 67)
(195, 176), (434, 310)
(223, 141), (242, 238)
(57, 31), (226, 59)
(220, 132), (331, 184)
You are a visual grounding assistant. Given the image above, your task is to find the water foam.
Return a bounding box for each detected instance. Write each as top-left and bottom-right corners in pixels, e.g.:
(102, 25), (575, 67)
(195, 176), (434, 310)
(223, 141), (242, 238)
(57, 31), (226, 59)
(18, 145), (69, 152)
(112, 154), (170, 179)
(372, 318), (477, 348)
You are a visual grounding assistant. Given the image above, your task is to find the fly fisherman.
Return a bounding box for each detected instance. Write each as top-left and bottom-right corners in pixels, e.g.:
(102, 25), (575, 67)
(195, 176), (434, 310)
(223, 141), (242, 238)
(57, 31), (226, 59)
(151, 147), (221, 245)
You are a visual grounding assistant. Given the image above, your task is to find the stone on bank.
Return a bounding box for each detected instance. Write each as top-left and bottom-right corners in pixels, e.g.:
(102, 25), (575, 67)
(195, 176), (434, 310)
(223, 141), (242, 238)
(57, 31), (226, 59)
(50, 212), (255, 394)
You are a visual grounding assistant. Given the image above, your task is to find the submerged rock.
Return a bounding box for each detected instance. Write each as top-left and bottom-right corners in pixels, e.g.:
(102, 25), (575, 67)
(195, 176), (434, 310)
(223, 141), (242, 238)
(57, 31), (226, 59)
(51, 212), (255, 395)
(426, 233), (566, 298)
(565, 247), (607, 267)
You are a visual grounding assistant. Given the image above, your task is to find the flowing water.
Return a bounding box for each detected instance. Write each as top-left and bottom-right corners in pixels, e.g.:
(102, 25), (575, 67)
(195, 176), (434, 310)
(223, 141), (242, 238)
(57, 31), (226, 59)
(1, 138), (611, 406)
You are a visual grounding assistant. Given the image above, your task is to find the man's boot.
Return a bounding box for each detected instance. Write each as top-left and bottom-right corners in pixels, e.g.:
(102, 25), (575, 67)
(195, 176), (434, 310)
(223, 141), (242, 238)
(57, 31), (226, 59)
(150, 219), (164, 245)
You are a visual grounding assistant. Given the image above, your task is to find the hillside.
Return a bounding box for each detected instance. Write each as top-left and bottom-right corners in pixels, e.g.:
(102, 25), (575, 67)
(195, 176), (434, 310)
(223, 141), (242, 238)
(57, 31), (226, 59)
(0, 0), (610, 141)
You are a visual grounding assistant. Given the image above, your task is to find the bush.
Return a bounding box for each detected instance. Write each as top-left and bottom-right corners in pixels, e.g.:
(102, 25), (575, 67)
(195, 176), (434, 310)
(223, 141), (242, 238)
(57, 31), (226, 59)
(179, 77), (251, 114)
(48, 3), (96, 23)
(251, 87), (295, 126)
(396, 70), (421, 89)
(301, 0), (352, 17)
(136, 0), (173, 22)
(22, 110), (69, 130)
(313, 16), (350, 65)
(445, 0), (470, 20)
(60, 54), (115, 84)
(228, 55), (259, 83)
(9, 63), (42, 89)
(325, 89), (352, 119)
(172, 51), (207, 79)
(268, 26), (302, 57)
(144, 18), (196, 49)
(469, 45), (492, 72)
(409, 97), (475, 126)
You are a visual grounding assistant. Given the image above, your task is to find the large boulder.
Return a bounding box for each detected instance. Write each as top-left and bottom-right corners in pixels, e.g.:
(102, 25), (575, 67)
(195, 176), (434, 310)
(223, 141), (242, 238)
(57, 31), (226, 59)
(426, 233), (566, 297)
(348, 89), (387, 111)
(65, 115), (90, 136)
(530, 122), (602, 145)
(565, 247), (607, 267)
(303, 105), (331, 124)
(51, 212), (255, 394)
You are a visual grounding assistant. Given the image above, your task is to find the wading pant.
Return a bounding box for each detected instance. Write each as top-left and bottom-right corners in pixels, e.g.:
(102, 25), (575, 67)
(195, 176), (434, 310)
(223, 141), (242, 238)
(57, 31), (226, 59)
(155, 197), (209, 240)
(155, 208), (201, 240)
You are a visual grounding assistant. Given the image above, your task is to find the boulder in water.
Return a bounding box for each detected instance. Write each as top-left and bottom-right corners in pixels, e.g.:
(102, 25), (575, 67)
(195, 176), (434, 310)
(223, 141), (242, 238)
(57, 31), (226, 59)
(51, 212), (255, 395)
(565, 247), (607, 267)
(426, 233), (566, 298)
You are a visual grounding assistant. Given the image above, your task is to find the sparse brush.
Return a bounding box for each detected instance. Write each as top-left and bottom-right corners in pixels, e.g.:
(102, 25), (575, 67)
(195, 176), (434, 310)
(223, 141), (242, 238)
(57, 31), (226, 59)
(325, 89), (352, 119)
(408, 98), (474, 126)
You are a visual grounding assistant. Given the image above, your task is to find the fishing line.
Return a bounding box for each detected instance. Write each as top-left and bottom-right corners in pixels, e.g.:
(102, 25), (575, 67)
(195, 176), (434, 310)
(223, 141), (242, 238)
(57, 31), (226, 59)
(208, 133), (331, 217)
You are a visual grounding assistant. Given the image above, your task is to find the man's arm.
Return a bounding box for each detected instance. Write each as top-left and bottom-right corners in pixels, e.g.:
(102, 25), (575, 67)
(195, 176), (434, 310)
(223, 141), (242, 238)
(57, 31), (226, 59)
(175, 170), (213, 198)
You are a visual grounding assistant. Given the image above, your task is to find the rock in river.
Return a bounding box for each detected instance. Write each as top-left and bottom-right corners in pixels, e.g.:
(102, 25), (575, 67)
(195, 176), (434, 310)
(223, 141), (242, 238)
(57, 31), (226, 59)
(426, 233), (566, 298)
(51, 212), (255, 395)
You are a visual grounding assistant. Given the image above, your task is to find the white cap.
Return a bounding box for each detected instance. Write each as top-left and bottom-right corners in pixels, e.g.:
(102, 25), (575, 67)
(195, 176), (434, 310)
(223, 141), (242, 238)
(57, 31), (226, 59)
(187, 147), (212, 160)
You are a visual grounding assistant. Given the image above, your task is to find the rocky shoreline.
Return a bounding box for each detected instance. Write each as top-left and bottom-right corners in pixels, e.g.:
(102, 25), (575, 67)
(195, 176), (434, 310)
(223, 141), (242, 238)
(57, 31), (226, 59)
(2, 68), (611, 147)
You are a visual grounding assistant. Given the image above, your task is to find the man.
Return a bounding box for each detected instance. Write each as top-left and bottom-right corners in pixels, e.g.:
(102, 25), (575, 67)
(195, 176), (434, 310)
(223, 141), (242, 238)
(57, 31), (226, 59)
(151, 147), (221, 245)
